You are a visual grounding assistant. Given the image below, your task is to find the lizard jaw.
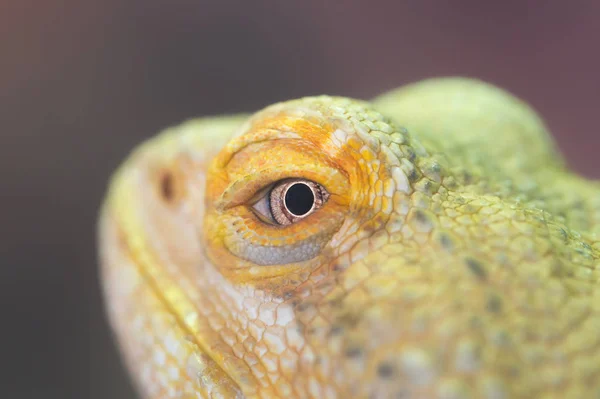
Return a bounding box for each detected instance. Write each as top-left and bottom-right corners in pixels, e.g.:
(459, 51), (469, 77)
(98, 172), (249, 398)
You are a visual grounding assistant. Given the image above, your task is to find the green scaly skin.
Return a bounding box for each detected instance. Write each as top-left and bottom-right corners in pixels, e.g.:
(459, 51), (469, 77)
(99, 78), (600, 398)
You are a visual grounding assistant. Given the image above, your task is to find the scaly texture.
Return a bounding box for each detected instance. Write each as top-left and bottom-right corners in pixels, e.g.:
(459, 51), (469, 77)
(98, 77), (600, 399)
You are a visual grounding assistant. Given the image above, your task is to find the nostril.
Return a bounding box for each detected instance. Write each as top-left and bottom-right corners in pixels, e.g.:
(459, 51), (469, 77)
(160, 171), (175, 202)
(377, 361), (396, 379)
(159, 171), (177, 203)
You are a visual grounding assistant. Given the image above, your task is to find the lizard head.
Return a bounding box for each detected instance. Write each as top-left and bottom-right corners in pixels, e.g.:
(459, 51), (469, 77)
(99, 79), (600, 398)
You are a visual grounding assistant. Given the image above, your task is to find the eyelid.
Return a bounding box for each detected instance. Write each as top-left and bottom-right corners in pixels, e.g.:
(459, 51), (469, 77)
(215, 165), (348, 212)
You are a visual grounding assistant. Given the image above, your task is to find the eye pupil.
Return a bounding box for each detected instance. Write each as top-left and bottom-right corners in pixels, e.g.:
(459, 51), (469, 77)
(262, 179), (329, 226)
(284, 183), (315, 216)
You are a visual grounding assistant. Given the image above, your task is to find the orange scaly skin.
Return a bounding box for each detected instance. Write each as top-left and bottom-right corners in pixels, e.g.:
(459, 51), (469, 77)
(99, 78), (600, 398)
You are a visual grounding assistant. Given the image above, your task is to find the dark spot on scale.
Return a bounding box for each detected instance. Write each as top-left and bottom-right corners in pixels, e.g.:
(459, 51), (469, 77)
(414, 209), (428, 224)
(289, 299), (300, 309)
(282, 291), (294, 300)
(403, 146), (416, 162)
(362, 222), (377, 234)
(407, 168), (419, 182)
(581, 242), (592, 251)
(377, 362), (396, 379)
(556, 227), (568, 242)
(465, 258), (487, 281)
(486, 294), (503, 313)
(329, 325), (344, 336)
(412, 209), (434, 231)
(421, 180), (432, 192)
(344, 346), (362, 358)
(296, 302), (312, 312)
(461, 171), (474, 184)
(332, 262), (344, 272)
(438, 232), (454, 251)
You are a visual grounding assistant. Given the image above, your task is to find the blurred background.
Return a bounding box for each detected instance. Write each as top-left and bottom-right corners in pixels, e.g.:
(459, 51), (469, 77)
(1, 1), (598, 398)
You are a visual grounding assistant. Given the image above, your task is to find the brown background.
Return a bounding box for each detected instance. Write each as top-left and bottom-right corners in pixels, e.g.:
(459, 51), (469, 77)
(1, 1), (598, 398)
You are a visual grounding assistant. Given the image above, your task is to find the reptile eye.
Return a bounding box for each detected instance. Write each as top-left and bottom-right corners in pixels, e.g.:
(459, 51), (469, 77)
(252, 179), (329, 225)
